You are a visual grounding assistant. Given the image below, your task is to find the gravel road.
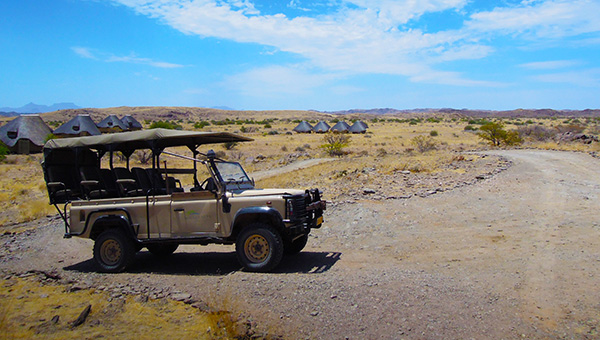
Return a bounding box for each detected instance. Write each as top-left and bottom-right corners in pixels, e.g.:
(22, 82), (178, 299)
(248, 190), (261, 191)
(2, 149), (599, 339)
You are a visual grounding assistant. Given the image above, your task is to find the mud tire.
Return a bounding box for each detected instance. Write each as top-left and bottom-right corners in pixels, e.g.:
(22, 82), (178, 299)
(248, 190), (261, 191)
(93, 229), (135, 273)
(284, 234), (308, 255)
(236, 223), (283, 272)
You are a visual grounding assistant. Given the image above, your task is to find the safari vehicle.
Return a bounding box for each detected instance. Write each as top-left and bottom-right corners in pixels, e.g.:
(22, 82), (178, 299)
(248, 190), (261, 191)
(42, 128), (325, 272)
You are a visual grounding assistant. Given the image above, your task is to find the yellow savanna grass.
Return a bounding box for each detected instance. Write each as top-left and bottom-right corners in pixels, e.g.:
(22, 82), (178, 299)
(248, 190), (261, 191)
(0, 276), (241, 340)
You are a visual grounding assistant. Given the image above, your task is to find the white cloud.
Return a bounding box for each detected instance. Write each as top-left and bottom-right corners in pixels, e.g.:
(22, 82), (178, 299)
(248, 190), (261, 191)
(107, 54), (184, 68)
(113, 0), (484, 84)
(72, 46), (184, 68)
(71, 47), (97, 59)
(111, 0), (600, 90)
(222, 65), (338, 97)
(532, 69), (600, 87)
(467, 0), (600, 39)
(519, 60), (581, 70)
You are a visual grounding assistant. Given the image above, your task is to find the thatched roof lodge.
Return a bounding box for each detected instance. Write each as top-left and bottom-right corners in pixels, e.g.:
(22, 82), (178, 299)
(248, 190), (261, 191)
(0, 115), (53, 154)
(349, 121), (368, 133)
(313, 121), (330, 133)
(330, 121), (350, 133)
(97, 114), (127, 133)
(121, 115), (142, 131)
(53, 114), (101, 137)
(293, 121), (313, 133)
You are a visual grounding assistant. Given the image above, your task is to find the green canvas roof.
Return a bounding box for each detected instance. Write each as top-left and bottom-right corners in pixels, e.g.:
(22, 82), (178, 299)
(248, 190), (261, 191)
(44, 128), (253, 153)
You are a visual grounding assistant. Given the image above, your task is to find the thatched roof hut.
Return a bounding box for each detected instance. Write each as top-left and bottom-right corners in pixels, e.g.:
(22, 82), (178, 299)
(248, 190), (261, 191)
(349, 121), (368, 133)
(97, 115), (127, 133)
(53, 114), (100, 137)
(330, 121), (350, 133)
(293, 121), (313, 133)
(121, 115), (142, 131)
(312, 121), (330, 133)
(0, 115), (53, 154)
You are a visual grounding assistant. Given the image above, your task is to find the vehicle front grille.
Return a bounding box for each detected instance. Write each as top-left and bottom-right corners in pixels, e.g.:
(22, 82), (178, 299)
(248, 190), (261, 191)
(286, 194), (309, 223)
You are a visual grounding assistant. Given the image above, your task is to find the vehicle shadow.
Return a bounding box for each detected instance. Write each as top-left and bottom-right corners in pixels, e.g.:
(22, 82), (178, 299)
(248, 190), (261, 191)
(64, 251), (342, 276)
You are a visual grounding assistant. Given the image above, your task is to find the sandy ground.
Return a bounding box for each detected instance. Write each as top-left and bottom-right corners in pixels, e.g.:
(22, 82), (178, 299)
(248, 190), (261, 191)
(1, 149), (599, 339)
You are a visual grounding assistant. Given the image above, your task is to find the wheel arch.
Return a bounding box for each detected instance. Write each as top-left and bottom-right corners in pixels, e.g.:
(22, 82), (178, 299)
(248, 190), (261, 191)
(230, 207), (284, 240)
(88, 209), (137, 242)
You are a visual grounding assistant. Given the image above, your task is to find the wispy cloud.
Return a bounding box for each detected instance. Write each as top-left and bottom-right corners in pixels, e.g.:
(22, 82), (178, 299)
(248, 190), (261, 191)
(466, 0), (600, 39)
(532, 69), (600, 87)
(72, 46), (184, 68)
(71, 46), (97, 59)
(222, 64), (338, 97)
(519, 60), (581, 70)
(111, 0), (600, 89)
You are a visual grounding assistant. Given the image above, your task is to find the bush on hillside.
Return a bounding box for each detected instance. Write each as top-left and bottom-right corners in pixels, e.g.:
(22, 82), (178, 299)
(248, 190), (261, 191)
(410, 135), (437, 153)
(320, 133), (351, 157)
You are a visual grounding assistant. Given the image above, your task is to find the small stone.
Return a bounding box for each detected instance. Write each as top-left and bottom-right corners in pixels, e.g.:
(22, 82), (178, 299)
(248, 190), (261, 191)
(171, 293), (192, 302)
(310, 311), (319, 316)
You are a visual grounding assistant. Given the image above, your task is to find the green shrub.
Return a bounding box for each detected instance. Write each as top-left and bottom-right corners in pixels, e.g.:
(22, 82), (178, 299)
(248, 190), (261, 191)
(194, 121), (210, 129)
(0, 141), (8, 161)
(320, 133), (351, 157)
(149, 120), (181, 130)
(429, 130), (439, 137)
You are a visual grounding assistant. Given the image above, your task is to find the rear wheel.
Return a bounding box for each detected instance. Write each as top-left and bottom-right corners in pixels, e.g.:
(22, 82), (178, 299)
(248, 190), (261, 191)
(93, 229), (135, 273)
(147, 244), (179, 257)
(236, 223), (283, 272)
(284, 234), (308, 255)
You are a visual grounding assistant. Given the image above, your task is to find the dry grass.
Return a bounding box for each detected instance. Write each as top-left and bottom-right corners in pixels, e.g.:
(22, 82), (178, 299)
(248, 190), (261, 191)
(2, 116), (599, 228)
(0, 155), (55, 228)
(0, 275), (240, 339)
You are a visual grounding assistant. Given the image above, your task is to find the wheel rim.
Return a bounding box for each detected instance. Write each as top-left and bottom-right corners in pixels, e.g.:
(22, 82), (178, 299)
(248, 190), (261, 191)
(100, 239), (122, 266)
(244, 234), (270, 263)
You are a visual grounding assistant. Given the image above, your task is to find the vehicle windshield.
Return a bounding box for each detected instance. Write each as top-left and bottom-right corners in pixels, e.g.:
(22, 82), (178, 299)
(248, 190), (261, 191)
(214, 161), (254, 190)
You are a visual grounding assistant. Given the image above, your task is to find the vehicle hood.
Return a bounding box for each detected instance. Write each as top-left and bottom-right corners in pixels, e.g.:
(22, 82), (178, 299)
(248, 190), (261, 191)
(228, 188), (306, 197)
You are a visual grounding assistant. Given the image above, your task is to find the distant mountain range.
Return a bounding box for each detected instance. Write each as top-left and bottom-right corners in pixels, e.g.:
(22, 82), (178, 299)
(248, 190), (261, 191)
(323, 108), (600, 117)
(0, 102), (80, 116)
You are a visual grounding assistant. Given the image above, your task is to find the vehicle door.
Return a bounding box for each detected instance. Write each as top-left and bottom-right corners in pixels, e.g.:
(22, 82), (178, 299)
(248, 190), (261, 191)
(170, 191), (219, 236)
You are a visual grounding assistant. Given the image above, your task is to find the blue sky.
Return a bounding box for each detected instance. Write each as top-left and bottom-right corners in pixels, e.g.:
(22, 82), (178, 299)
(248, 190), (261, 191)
(1, 0), (599, 111)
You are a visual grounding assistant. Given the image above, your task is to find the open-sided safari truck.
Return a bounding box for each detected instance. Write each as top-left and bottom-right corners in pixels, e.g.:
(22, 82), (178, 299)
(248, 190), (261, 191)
(42, 128), (325, 272)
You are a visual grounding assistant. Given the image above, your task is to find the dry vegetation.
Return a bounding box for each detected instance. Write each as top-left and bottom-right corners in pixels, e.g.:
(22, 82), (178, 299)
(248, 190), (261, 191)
(3, 114), (600, 225)
(0, 155), (55, 229)
(2, 109), (600, 338)
(0, 275), (244, 339)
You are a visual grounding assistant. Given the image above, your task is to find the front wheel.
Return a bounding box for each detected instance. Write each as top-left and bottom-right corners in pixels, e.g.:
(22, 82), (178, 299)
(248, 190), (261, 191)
(93, 229), (136, 273)
(236, 223), (283, 272)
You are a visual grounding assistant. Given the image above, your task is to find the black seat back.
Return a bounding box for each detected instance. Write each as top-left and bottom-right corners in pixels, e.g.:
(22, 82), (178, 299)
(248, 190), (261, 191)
(100, 169), (119, 198)
(132, 167), (154, 194)
(113, 167), (144, 197)
(46, 165), (80, 203)
(79, 165), (108, 200)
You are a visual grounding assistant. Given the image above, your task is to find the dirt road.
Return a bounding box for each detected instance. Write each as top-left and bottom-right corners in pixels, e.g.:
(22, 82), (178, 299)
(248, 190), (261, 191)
(2, 149), (599, 339)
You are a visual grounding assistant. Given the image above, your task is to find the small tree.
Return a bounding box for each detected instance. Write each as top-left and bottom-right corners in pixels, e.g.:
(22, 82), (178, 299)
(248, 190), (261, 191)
(477, 121), (522, 147)
(410, 135), (437, 153)
(223, 141), (239, 150)
(320, 132), (351, 157)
